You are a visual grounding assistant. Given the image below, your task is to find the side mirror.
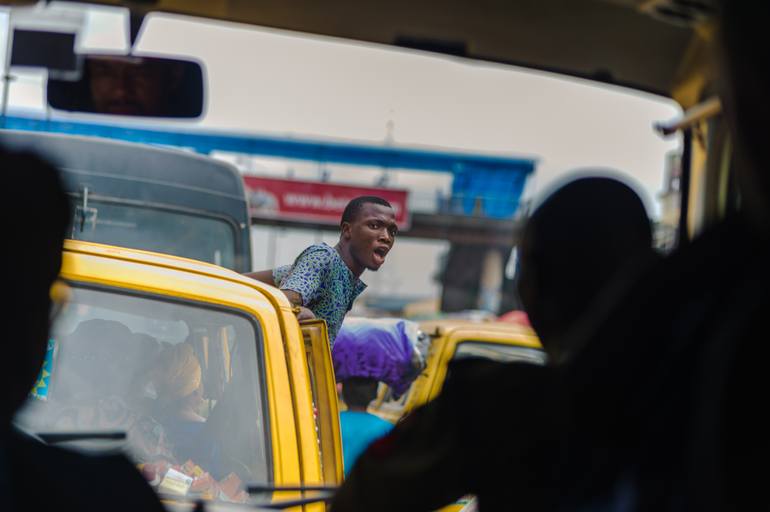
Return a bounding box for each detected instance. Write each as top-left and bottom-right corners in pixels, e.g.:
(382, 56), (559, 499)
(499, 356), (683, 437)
(47, 55), (205, 119)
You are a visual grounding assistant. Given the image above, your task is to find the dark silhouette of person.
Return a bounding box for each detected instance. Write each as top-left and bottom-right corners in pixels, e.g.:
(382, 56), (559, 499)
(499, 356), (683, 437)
(0, 147), (166, 512)
(517, 176), (657, 363)
(553, 4), (770, 511)
(331, 176), (656, 511)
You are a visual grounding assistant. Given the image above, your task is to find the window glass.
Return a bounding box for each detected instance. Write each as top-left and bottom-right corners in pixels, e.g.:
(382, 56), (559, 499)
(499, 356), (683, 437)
(452, 341), (546, 365)
(17, 286), (268, 504)
(71, 201), (236, 269)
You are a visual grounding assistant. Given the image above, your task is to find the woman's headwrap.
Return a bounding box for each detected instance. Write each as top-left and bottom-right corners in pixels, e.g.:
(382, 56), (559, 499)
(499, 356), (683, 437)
(332, 318), (424, 397)
(154, 343), (202, 400)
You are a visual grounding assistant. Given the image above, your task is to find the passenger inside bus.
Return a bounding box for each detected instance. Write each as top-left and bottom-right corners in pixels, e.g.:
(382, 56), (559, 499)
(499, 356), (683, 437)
(151, 344), (206, 439)
(557, 3), (770, 510)
(54, 319), (161, 404)
(149, 342), (228, 479)
(152, 343), (206, 424)
(516, 176), (658, 362)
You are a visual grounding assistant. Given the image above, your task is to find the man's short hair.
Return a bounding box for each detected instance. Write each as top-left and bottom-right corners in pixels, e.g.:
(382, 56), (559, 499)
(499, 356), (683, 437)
(341, 196), (392, 226)
(341, 377), (379, 408)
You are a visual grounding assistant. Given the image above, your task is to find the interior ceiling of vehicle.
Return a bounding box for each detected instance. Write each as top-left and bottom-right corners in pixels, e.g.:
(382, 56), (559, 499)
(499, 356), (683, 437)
(5, 0), (717, 102)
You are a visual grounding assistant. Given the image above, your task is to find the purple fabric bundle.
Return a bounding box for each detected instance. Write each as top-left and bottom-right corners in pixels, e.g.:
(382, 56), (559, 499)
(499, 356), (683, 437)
(332, 318), (419, 397)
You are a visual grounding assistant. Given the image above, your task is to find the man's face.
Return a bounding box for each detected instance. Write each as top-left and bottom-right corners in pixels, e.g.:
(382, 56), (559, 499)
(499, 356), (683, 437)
(343, 203), (397, 271)
(88, 58), (167, 116)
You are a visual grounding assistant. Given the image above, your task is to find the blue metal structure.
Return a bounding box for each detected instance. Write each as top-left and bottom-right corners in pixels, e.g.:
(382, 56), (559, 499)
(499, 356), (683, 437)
(2, 114), (536, 219)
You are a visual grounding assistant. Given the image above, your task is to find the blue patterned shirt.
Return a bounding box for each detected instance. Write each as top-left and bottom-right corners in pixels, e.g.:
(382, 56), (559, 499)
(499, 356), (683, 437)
(273, 243), (367, 343)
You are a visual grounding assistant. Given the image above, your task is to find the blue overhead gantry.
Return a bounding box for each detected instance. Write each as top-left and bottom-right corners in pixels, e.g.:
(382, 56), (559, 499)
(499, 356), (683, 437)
(2, 114), (536, 220)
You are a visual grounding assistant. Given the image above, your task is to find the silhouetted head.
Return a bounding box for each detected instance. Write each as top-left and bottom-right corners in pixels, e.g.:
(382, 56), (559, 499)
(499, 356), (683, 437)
(341, 377), (379, 410)
(718, 2), (770, 233)
(339, 196), (397, 275)
(2, 148), (70, 426)
(517, 176), (653, 359)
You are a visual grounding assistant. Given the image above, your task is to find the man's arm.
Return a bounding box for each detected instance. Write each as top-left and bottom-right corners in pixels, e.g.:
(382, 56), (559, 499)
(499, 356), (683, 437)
(247, 246), (333, 321)
(244, 269), (276, 286)
(279, 246), (333, 319)
(282, 290), (316, 320)
(243, 268), (301, 306)
(244, 269), (315, 319)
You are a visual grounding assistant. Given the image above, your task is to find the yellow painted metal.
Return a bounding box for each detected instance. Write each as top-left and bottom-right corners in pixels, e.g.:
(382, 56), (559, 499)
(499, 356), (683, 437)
(301, 319), (344, 485)
(271, 310), (330, 512)
(417, 321), (540, 405)
(371, 320), (541, 423)
(59, 239), (327, 496)
(670, 25), (716, 110)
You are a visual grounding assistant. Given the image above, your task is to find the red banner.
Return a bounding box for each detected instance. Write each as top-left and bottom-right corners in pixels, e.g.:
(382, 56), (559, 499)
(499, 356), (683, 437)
(243, 177), (410, 229)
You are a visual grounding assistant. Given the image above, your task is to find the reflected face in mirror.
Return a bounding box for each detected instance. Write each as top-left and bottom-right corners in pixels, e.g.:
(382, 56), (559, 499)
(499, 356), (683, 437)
(47, 54), (204, 118)
(88, 57), (180, 117)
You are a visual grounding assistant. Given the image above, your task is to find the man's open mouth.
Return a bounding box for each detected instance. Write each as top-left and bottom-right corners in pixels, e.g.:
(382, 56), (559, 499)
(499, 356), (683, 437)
(373, 246), (389, 264)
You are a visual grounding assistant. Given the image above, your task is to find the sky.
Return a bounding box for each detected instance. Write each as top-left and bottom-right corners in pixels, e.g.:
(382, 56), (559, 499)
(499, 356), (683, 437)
(0, 4), (683, 304)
